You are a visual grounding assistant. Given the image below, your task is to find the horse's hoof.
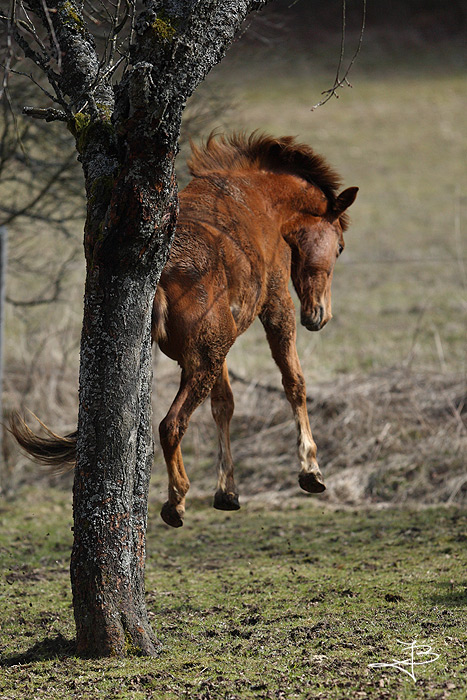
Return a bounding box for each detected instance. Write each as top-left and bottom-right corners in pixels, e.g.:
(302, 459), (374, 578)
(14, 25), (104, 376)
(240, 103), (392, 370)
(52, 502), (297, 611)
(160, 501), (184, 527)
(298, 471), (326, 494)
(213, 490), (240, 511)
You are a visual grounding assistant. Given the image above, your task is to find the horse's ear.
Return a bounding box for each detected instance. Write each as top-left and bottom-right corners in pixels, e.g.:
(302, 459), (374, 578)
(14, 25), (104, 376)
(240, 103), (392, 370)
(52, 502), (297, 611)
(333, 187), (358, 216)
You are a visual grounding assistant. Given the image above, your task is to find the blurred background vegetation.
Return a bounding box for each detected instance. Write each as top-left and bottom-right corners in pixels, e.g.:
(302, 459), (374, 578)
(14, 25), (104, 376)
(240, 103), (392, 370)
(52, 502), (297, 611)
(0, 0), (465, 503)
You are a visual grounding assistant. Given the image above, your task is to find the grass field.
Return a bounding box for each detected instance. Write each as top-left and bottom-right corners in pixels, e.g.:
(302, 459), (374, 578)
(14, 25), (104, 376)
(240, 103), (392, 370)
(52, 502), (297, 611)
(1, 489), (466, 699)
(1, 15), (466, 700)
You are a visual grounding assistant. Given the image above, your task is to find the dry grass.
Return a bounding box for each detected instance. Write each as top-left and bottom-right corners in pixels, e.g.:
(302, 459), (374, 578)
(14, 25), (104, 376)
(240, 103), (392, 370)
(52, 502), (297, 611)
(149, 358), (466, 510)
(4, 346), (465, 507)
(4, 347), (465, 508)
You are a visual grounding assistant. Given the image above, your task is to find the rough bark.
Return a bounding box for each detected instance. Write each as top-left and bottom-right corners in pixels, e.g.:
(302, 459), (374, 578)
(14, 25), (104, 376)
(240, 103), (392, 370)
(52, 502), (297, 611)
(6, 0), (273, 657)
(70, 121), (179, 655)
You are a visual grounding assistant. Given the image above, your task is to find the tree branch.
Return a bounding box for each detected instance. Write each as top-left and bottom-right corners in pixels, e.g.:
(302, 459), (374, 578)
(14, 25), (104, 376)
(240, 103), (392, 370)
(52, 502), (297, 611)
(312, 0), (367, 110)
(19, 0), (114, 114)
(0, 150), (77, 226)
(135, 0), (274, 102)
(23, 105), (68, 121)
(6, 250), (77, 307)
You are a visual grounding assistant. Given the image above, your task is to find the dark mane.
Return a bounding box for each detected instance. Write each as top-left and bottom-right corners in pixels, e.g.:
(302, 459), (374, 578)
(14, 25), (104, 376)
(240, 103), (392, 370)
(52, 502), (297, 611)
(188, 132), (343, 202)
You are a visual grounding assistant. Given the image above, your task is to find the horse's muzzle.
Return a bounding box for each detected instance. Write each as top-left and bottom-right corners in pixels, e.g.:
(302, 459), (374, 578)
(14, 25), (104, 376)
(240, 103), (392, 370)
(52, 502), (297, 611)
(301, 305), (330, 331)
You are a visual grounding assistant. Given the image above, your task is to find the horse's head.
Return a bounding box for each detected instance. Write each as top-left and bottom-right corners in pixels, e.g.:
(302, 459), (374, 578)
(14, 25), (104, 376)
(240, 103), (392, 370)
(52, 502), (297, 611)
(286, 186), (358, 331)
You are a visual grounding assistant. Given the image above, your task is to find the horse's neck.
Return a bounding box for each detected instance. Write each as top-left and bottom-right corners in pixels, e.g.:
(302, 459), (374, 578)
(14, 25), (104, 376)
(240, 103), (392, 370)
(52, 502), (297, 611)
(181, 170), (307, 243)
(256, 172), (312, 230)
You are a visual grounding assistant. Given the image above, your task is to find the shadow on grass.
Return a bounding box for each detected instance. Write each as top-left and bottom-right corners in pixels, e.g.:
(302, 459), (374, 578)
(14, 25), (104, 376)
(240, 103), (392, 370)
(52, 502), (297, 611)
(429, 580), (467, 608)
(0, 633), (76, 666)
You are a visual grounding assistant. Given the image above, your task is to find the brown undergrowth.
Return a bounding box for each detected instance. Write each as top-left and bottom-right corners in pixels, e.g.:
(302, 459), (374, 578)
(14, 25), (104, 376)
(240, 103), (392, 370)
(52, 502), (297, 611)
(3, 352), (465, 509)
(149, 362), (466, 509)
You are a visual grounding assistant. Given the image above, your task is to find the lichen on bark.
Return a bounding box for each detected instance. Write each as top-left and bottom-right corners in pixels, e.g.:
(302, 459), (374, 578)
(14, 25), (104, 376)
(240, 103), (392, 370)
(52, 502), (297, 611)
(59, 1), (85, 33)
(151, 15), (178, 42)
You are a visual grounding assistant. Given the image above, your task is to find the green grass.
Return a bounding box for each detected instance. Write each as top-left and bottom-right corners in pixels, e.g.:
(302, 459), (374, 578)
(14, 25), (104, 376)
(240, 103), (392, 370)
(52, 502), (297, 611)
(1, 488), (466, 699)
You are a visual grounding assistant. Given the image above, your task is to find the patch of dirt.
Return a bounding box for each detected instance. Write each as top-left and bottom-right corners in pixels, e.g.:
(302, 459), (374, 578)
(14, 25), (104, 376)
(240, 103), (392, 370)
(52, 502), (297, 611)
(5, 565), (49, 584)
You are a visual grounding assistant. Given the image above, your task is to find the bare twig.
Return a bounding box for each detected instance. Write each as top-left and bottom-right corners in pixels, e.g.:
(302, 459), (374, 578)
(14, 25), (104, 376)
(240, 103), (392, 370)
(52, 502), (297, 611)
(0, 3), (14, 101)
(8, 21), (69, 111)
(39, 0), (62, 72)
(6, 251), (78, 307)
(0, 150), (77, 226)
(312, 0), (367, 110)
(22, 105), (68, 121)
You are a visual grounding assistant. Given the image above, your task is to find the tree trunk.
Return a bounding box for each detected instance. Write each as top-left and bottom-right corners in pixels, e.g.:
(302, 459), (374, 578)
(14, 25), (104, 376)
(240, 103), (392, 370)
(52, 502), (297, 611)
(70, 116), (179, 655)
(71, 273), (158, 656)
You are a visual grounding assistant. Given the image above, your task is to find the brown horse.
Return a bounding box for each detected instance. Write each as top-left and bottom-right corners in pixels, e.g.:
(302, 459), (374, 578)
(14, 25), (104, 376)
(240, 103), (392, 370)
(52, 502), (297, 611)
(11, 133), (358, 528)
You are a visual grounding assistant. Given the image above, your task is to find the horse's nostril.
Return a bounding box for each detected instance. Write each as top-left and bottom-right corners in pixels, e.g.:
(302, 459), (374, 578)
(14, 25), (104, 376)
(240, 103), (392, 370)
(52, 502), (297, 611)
(315, 305), (324, 326)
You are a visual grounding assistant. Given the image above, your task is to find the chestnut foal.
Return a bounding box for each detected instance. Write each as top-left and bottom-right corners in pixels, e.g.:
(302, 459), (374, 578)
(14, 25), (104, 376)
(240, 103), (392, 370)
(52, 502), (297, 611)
(152, 133), (358, 526)
(10, 133), (358, 528)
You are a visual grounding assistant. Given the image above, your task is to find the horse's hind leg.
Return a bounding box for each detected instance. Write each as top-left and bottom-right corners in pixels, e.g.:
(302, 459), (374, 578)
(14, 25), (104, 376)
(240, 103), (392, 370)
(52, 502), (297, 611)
(261, 306), (326, 494)
(211, 361), (240, 511)
(159, 362), (225, 527)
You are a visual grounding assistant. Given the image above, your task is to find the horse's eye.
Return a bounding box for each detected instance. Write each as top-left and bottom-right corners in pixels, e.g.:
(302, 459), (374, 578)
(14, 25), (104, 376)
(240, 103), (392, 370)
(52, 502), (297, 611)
(338, 243), (344, 256)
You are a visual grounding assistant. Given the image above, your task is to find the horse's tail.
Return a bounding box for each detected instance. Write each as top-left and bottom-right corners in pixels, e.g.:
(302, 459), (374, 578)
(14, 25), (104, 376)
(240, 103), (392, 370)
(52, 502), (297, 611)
(9, 411), (76, 473)
(10, 286), (169, 469)
(152, 285), (168, 343)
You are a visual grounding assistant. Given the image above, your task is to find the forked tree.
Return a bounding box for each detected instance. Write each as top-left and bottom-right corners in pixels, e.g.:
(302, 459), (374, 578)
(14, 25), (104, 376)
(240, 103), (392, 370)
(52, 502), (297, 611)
(1, 0), (273, 657)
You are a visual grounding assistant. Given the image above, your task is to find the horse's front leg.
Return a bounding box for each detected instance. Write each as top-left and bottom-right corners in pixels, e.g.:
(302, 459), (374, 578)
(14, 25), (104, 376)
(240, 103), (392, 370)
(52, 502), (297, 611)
(211, 361), (240, 511)
(261, 306), (326, 494)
